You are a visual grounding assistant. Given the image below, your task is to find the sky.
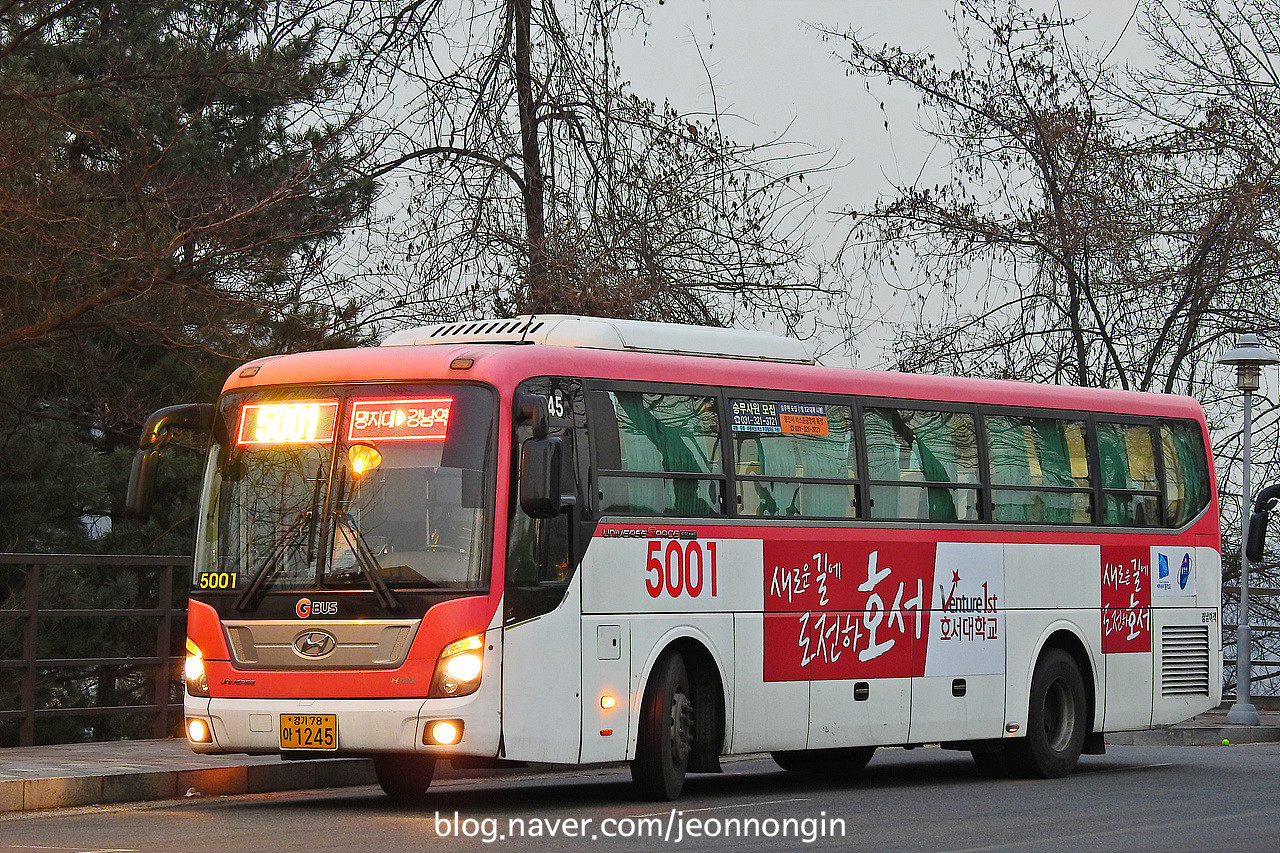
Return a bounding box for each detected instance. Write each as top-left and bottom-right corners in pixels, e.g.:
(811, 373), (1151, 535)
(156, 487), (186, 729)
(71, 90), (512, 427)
(613, 1), (1148, 362)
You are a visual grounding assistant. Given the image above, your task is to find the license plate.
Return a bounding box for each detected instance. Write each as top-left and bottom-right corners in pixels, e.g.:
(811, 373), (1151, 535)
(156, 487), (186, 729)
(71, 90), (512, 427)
(279, 714), (337, 750)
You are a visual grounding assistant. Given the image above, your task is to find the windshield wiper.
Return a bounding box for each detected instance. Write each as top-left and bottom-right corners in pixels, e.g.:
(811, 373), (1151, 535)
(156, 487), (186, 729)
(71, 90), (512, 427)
(234, 509), (313, 612)
(331, 514), (401, 612)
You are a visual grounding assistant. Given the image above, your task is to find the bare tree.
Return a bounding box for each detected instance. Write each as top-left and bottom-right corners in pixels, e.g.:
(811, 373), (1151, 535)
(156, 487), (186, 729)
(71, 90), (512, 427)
(344, 0), (829, 329)
(827, 0), (1280, 691)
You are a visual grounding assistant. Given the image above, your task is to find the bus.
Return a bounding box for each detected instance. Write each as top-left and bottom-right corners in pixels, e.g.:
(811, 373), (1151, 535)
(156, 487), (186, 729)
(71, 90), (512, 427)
(126, 314), (1221, 801)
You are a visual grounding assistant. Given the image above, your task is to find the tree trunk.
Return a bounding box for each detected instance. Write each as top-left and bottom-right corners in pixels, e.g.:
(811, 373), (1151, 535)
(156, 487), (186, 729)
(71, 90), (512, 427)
(513, 0), (549, 312)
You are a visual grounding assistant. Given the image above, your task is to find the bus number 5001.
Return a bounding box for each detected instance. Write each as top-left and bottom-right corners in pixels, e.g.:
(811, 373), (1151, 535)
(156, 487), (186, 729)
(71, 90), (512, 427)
(646, 540), (718, 599)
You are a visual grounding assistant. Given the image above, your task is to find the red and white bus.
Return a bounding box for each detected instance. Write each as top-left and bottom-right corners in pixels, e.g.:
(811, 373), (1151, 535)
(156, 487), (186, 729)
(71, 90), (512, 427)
(128, 315), (1221, 800)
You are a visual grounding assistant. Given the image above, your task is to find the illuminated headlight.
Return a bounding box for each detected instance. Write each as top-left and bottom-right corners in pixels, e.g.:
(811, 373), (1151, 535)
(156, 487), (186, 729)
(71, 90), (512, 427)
(184, 639), (209, 698)
(429, 634), (484, 698)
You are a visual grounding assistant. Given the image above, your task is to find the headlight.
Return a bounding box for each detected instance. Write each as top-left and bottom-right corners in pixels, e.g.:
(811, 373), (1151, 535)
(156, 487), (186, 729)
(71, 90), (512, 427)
(184, 638), (209, 697)
(429, 634), (484, 698)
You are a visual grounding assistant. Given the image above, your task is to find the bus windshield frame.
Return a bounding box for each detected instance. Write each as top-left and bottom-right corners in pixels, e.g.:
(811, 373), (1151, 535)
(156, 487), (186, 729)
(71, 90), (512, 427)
(194, 382), (497, 605)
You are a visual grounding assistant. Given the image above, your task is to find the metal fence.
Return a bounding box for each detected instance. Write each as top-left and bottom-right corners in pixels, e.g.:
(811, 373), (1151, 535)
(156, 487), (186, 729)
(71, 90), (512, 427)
(0, 554), (190, 747)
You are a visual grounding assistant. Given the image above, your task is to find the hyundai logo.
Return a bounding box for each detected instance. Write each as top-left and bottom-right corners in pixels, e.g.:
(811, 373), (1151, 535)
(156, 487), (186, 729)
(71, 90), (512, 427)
(293, 630), (337, 658)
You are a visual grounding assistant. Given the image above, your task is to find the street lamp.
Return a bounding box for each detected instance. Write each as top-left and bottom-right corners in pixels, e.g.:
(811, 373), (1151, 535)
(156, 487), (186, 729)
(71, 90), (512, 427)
(1218, 333), (1280, 726)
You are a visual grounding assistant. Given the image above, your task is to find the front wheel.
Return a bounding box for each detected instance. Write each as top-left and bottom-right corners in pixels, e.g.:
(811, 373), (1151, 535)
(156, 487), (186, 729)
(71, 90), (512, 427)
(1005, 648), (1087, 778)
(631, 652), (694, 801)
(374, 754), (436, 800)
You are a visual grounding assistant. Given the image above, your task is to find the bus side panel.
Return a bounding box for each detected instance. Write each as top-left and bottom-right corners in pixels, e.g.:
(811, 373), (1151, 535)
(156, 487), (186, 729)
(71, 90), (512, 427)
(501, 575), (583, 764)
(731, 613), (808, 753)
(909, 542), (1006, 743)
(1149, 545), (1221, 726)
(1003, 544), (1104, 736)
(580, 617), (631, 763)
(809, 677), (909, 748)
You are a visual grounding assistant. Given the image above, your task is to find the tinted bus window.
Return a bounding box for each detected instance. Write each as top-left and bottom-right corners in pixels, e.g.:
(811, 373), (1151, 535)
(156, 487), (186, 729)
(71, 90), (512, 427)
(1162, 419), (1211, 527)
(593, 390), (723, 516)
(864, 408), (980, 521)
(1097, 422), (1161, 526)
(986, 415), (1092, 524)
(731, 400), (857, 518)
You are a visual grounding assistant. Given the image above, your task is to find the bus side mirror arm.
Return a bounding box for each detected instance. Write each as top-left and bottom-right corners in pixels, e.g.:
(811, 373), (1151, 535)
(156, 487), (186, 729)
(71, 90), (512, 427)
(1245, 483), (1280, 564)
(514, 392), (550, 440)
(125, 403), (215, 522)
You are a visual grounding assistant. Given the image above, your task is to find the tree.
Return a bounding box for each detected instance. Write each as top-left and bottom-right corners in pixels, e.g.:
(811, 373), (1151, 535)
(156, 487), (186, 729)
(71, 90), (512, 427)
(0, 0), (377, 551)
(347, 0), (829, 329)
(828, 0), (1280, 692)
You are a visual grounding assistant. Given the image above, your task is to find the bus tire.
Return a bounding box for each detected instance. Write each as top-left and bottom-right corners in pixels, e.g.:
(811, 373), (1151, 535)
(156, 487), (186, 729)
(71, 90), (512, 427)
(771, 746), (875, 776)
(631, 651), (693, 801)
(374, 754), (436, 799)
(1005, 648), (1087, 778)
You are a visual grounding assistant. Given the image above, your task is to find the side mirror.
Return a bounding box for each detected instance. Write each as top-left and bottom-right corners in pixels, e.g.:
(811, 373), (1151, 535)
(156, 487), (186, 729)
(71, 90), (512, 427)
(520, 436), (563, 519)
(124, 403), (215, 521)
(1245, 483), (1280, 564)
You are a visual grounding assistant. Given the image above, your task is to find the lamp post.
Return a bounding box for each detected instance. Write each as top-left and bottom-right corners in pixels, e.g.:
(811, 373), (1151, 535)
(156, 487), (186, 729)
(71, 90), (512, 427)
(1218, 333), (1280, 726)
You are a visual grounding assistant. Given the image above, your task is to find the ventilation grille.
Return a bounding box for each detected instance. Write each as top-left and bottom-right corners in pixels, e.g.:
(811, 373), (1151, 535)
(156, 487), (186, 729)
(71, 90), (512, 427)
(1161, 625), (1211, 697)
(423, 318), (544, 339)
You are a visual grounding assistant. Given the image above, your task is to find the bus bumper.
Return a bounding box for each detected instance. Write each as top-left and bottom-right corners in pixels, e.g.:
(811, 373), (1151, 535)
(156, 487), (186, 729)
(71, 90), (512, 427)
(185, 690), (501, 758)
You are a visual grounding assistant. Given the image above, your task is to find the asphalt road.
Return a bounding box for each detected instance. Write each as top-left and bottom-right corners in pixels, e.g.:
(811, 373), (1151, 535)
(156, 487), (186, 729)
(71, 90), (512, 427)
(3, 744), (1278, 853)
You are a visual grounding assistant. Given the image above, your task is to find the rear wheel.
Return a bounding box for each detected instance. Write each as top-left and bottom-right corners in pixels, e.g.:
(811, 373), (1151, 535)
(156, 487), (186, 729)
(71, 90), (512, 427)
(374, 754), (436, 800)
(1005, 648), (1087, 778)
(631, 652), (693, 801)
(771, 746), (875, 777)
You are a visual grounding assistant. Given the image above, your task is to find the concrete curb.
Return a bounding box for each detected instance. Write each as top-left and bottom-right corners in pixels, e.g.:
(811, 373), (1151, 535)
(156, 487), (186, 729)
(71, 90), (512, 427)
(1106, 725), (1280, 746)
(0, 757), (376, 814)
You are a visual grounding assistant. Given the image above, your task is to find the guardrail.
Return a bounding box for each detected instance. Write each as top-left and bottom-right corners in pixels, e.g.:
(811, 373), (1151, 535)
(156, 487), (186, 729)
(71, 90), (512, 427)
(0, 554), (190, 747)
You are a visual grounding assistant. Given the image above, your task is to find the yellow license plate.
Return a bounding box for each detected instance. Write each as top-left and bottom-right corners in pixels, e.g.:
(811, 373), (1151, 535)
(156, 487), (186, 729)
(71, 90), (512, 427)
(279, 714), (337, 750)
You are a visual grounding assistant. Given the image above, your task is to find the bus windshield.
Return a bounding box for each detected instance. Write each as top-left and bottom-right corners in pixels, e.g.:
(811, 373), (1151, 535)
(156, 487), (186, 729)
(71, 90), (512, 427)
(198, 384), (495, 600)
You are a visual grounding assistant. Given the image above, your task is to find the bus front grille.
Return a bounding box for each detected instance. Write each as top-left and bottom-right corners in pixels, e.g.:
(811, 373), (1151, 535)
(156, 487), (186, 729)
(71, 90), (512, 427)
(1160, 625), (1211, 697)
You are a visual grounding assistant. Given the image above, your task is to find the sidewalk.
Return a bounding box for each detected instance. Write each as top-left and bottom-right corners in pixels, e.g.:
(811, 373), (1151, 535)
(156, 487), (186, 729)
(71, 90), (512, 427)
(3, 707), (1278, 814)
(0, 738), (377, 813)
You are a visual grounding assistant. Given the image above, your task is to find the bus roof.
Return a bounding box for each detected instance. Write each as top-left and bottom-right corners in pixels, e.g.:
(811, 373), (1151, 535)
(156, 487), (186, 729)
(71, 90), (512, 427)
(225, 334), (1206, 422)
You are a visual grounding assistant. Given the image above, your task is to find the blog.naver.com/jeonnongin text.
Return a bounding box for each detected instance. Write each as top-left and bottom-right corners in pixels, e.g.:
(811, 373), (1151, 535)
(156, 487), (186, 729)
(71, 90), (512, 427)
(431, 808), (847, 845)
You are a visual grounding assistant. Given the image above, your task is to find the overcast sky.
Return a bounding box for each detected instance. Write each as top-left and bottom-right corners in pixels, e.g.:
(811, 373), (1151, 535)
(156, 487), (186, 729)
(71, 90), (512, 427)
(614, 1), (1147, 361)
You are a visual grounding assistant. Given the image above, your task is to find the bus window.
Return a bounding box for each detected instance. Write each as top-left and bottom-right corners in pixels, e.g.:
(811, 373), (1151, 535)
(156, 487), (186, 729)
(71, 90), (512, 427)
(731, 400), (858, 518)
(864, 407), (980, 521)
(593, 390), (723, 516)
(986, 415), (1092, 524)
(1097, 422), (1161, 526)
(1162, 419), (1211, 527)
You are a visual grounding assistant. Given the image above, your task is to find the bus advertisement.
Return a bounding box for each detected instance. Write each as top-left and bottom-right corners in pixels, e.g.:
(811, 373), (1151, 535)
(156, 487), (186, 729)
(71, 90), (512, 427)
(127, 315), (1221, 801)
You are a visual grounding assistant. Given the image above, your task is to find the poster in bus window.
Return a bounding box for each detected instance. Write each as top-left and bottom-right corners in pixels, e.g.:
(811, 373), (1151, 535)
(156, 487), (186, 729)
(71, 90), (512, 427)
(730, 399), (829, 436)
(1100, 545), (1152, 653)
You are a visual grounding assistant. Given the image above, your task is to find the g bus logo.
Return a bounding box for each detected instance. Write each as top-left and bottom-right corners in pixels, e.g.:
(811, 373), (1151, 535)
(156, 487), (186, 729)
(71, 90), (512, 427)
(296, 598), (339, 618)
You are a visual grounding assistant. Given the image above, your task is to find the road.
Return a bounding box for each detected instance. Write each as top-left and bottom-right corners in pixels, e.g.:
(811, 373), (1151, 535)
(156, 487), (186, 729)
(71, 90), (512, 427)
(3, 744), (1278, 853)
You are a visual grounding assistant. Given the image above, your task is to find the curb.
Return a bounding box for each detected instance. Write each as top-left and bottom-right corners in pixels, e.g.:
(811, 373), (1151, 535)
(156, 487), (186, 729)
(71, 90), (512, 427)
(0, 757), (376, 814)
(1106, 725), (1280, 747)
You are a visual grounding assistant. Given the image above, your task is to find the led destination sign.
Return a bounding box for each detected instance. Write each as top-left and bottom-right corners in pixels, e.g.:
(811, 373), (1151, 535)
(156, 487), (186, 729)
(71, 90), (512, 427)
(237, 402), (340, 446)
(348, 397), (453, 441)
